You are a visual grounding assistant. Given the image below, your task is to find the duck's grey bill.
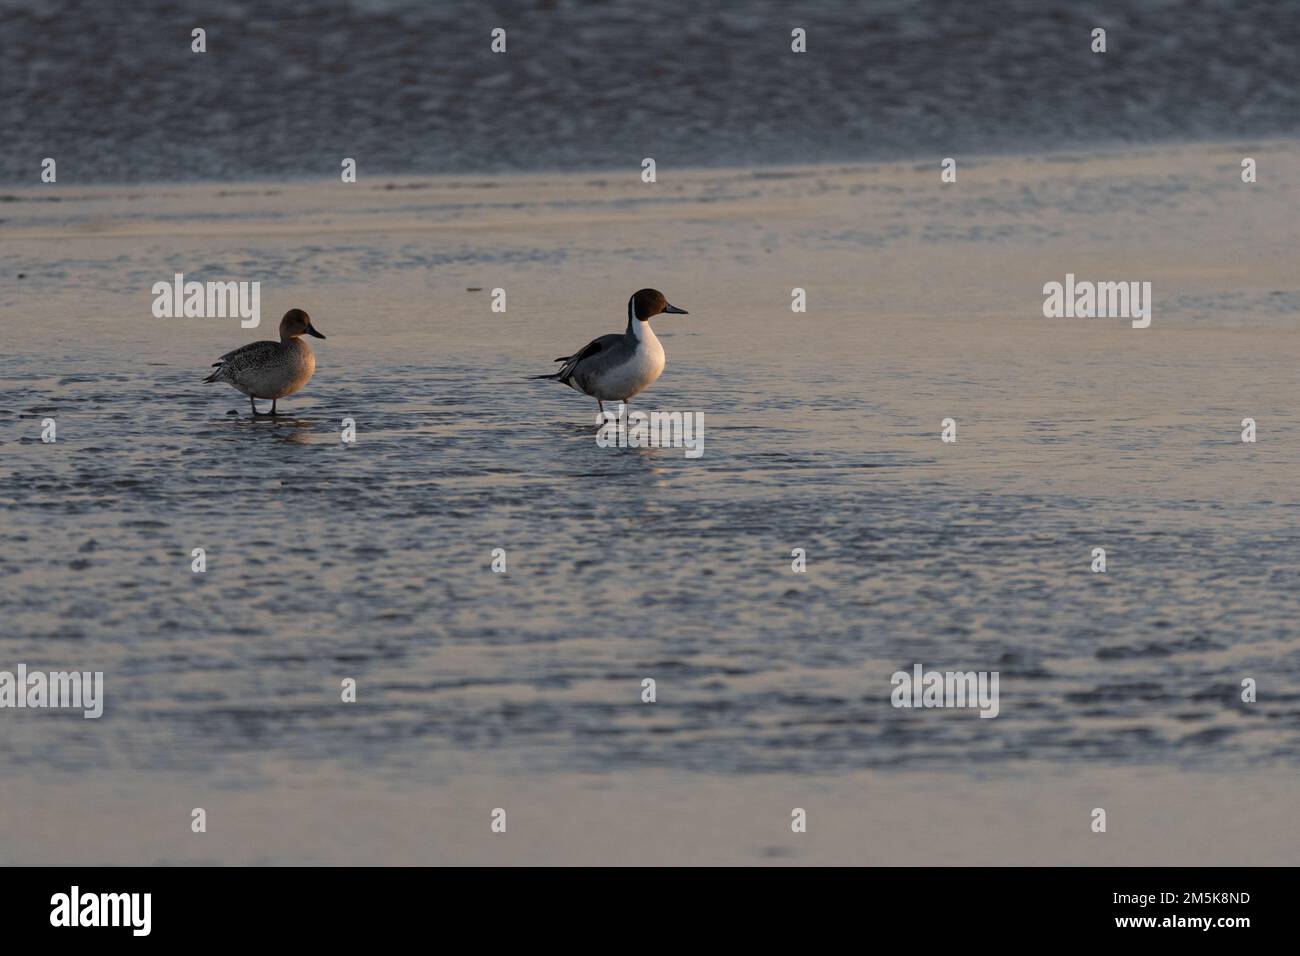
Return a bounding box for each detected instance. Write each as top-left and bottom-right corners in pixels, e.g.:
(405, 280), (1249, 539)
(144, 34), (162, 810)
(664, 304), (689, 314)
(306, 326), (327, 339)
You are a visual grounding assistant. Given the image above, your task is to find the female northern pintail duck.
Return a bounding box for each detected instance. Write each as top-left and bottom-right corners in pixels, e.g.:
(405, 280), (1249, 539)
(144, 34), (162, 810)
(204, 308), (326, 416)
(535, 289), (690, 413)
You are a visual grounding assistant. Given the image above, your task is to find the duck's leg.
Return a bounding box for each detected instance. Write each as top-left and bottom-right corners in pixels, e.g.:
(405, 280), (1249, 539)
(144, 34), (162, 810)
(249, 396), (258, 416)
(270, 399), (278, 416)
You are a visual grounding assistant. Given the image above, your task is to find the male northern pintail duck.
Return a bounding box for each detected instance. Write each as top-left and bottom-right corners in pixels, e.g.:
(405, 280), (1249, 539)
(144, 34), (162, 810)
(535, 289), (690, 413)
(204, 308), (326, 416)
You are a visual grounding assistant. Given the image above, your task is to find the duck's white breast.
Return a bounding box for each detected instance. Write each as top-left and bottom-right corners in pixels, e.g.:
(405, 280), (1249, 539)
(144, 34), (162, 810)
(595, 323), (664, 401)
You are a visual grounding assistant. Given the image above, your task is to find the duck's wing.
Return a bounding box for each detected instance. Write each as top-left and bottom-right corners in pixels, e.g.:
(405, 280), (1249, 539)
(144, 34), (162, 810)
(541, 333), (625, 385)
(204, 340), (278, 382)
(215, 340), (278, 365)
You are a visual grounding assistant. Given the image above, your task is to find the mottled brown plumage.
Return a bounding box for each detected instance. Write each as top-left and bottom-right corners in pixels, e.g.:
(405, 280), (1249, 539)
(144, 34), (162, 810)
(204, 309), (326, 416)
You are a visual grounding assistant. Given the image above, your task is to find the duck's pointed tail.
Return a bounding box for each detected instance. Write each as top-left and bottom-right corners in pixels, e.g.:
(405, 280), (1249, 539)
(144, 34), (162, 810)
(203, 362), (225, 384)
(531, 355), (573, 382)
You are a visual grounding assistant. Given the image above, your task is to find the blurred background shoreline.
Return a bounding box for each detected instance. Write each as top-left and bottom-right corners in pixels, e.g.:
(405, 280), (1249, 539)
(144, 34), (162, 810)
(4, 0), (1300, 185)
